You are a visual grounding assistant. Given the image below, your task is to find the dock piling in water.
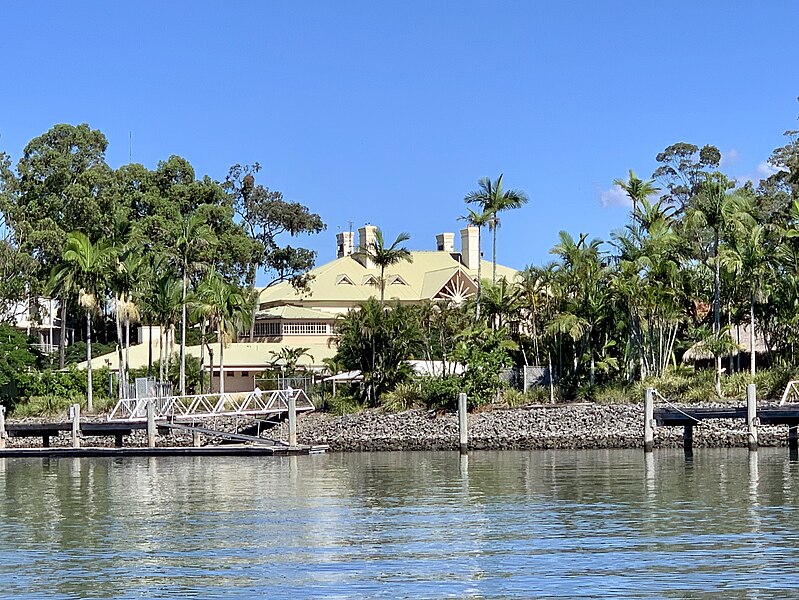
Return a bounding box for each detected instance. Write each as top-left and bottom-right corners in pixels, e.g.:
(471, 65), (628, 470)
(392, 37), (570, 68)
(147, 400), (156, 448)
(747, 384), (758, 452)
(288, 392), (297, 447)
(644, 388), (654, 453)
(0, 406), (6, 449)
(70, 404), (80, 448)
(458, 393), (468, 455)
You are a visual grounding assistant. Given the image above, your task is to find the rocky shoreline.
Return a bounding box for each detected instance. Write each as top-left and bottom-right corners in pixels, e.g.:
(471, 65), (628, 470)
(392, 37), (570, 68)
(271, 402), (792, 452)
(4, 403), (792, 451)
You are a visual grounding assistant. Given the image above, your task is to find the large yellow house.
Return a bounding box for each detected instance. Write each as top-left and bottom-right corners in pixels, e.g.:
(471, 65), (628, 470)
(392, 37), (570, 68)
(90, 224), (518, 392)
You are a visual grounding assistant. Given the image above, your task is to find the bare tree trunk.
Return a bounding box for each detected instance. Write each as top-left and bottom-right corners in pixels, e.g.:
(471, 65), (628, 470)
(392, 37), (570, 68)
(475, 227), (483, 321)
(714, 232), (722, 397)
(492, 223), (497, 284)
(115, 307), (124, 399)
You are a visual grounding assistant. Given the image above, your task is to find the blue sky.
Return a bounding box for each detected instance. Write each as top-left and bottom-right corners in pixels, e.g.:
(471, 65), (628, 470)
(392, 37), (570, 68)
(1, 2), (798, 284)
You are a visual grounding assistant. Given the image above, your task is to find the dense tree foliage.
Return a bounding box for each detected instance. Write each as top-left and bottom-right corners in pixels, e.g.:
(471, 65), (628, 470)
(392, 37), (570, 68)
(0, 123), (325, 407)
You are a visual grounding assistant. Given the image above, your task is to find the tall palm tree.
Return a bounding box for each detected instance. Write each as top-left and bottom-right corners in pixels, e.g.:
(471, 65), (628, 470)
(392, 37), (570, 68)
(49, 232), (116, 412)
(148, 273), (182, 392)
(613, 170), (660, 217)
(722, 224), (773, 376)
(686, 174), (752, 395)
(460, 208), (492, 320)
(172, 213), (215, 396)
(465, 174), (529, 284)
(195, 271), (253, 394)
(358, 228), (412, 304)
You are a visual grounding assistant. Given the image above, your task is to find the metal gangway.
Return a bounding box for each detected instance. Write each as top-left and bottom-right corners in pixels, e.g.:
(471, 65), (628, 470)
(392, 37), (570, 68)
(107, 388), (315, 422)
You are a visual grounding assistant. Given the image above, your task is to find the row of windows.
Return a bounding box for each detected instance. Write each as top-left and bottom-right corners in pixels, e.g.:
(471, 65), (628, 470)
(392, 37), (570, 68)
(254, 321), (330, 336)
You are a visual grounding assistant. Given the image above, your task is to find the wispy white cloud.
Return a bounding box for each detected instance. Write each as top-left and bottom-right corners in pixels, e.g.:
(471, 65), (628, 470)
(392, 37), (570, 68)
(720, 148), (740, 169)
(734, 161), (786, 185)
(599, 184), (630, 208)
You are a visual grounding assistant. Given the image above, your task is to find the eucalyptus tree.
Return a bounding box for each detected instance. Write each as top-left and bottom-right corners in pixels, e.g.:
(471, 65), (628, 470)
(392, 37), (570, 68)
(652, 142), (721, 209)
(464, 174), (529, 283)
(4, 124), (116, 366)
(358, 228), (412, 304)
(195, 271), (253, 395)
(460, 208), (492, 320)
(225, 164), (325, 339)
(49, 232), (116, 412)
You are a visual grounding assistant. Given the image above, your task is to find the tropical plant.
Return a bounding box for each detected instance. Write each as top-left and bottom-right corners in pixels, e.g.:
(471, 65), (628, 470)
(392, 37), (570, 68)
(357, 228), (412, 304)
(48, 232), (116, 412)
(194, 271), (253, 394)
(459, 208), (492, 319)
(464, 174), (528, 283)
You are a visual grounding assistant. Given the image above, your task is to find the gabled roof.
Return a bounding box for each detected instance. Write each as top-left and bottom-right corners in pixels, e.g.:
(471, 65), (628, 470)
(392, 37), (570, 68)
(259, 251), (518, 307)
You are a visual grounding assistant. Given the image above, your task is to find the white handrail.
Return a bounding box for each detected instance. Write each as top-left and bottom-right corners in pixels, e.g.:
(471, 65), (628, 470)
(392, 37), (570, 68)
(107, 389), (314, 421)
(781, 381), (799, 406)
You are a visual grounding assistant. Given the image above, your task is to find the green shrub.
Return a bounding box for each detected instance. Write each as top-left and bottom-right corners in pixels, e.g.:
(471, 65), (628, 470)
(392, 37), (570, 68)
(325, 391), (365, 415)
(418, 376), (463, 410)
(380, 381), (424, 412)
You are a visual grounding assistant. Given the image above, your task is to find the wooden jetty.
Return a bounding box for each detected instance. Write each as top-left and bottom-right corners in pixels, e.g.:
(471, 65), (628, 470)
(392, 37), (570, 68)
(0, 389), (327, 458)
(645, 384), (799, 453)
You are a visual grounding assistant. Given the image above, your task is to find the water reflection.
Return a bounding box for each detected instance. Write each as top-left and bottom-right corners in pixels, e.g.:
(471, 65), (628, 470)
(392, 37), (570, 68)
(0, 450), (798, 598)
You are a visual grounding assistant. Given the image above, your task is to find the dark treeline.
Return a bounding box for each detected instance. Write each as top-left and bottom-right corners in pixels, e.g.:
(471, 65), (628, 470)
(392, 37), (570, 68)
(0, 123), (324, 410)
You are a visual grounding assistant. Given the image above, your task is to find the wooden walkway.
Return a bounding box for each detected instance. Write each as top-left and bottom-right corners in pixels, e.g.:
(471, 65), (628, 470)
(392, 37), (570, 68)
(655, 406), (799, 427)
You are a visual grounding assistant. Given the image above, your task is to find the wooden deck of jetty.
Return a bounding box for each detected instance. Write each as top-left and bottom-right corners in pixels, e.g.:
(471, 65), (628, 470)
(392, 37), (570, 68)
(645, 383), (799, 453)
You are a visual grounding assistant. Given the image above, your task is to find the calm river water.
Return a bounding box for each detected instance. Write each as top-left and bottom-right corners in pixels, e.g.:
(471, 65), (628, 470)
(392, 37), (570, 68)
(0, 448), (798, 598)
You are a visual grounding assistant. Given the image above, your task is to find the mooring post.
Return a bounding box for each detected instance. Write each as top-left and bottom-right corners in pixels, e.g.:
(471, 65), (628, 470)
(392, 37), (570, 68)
(644, 388), (654, 453)
(192, 431), (202, 447)
(70, 403), (80, 449)
(0, 405), (6, 449)
(747, 383), (758, 452)
(458, 392), (468, 455)
(147, 399), (156, 448)
(789, 425), (798, 452)
(288, 391), (297, 447)
(683, 424), (693, 452)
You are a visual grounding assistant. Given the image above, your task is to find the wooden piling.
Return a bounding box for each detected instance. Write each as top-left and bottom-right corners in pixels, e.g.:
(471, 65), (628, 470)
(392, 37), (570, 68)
(288, 391), (297, 447)
(789, 425), (798, 452)
(70, 403), (80, 449)
(0, 405), (6, 449)
(644, 388), (654, 453)
(192, 431), (202, 447)
(747, 383), (758, 452)
(683, 424), (693, 452)
(146, 400), (156, 448)
(458, 392), (468, 455)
